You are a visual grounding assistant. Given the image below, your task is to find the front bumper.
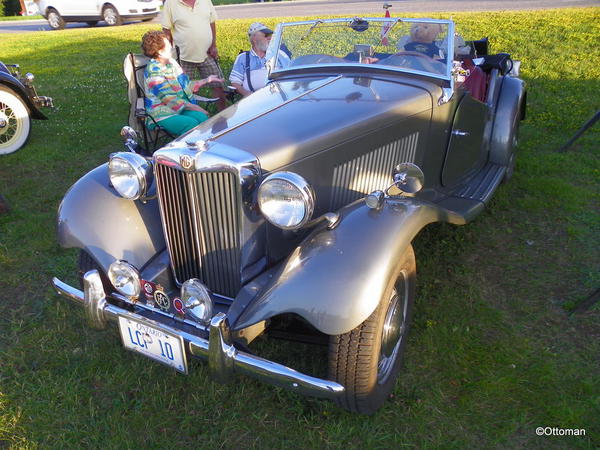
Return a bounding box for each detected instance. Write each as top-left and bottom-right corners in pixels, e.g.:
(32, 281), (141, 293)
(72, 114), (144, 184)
(52, 270), (344, 401)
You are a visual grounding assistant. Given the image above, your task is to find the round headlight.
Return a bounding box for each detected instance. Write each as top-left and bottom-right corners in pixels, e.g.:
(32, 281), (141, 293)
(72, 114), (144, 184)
(257, 172), (315, 230)
(108, 260), (141, 298)
(108, 152), (153, 200)
(181, 279), (213, 323)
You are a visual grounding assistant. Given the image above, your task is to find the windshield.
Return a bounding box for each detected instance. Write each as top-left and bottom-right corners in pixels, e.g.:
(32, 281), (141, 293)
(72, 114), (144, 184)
(269, 18), (453, 78)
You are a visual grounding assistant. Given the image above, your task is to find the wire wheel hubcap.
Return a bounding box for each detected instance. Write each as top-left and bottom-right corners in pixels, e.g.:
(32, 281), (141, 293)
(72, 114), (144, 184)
(0, 105), (18, 143)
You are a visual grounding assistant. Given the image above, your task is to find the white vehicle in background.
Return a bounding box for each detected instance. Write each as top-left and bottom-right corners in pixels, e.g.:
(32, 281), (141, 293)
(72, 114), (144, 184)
(36, 0), (161, 30)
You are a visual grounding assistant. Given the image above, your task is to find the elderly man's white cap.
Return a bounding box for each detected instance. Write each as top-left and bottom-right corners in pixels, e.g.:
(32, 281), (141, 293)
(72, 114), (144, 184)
(248, 22), (273, 36)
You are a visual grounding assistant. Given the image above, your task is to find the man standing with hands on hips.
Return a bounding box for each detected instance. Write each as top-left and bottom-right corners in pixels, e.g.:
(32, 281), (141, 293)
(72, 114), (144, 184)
(161, 0), (227, 110)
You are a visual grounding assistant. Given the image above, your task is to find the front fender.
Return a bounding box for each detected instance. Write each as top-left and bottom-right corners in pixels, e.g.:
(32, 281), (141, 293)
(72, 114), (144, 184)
(0, 74), (47, 120)
(231, 198), (447, 336)
(57, 164), (165, 273)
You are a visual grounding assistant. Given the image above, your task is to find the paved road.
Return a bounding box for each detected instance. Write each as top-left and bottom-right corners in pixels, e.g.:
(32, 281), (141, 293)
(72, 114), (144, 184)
(0, 0), (597, 33)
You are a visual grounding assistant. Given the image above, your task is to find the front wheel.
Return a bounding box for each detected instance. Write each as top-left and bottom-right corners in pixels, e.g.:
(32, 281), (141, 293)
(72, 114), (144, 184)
(102, 5), (122, 26)
(46, 8), (65, 30)
(0, 87), (31, 155)
(328, 245), (416, 414)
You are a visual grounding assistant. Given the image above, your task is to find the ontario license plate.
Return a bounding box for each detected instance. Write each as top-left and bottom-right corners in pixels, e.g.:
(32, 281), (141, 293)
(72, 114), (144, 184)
(118, 316), (187, 374)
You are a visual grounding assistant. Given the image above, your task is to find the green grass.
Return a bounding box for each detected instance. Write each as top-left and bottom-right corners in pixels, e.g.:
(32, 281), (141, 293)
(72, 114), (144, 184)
(1, 8), (599, 449)
(0, 14), (42, 20)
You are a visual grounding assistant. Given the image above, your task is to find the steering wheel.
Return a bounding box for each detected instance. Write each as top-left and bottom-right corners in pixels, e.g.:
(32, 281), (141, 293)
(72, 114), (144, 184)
(383, 51), (445, 74)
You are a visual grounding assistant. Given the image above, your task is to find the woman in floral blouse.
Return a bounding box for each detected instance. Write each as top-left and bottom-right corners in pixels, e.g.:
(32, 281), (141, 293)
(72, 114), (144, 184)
(141, 30), (222, 136)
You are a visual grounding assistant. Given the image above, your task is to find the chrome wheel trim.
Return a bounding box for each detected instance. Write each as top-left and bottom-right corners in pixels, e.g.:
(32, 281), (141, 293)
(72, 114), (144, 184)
(377, 271), (409, 384)
(103, 8), (117, 25)
(48, 12), (60, 29)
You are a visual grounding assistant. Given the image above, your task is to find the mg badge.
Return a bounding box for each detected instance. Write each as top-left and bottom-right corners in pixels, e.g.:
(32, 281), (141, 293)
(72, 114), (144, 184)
(154, 289), (170, 311)
(180, 154), (194, 170)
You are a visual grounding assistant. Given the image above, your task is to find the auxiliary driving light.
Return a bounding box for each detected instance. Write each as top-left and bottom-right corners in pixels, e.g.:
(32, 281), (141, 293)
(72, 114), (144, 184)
(108, 260), (141, 298)
(181, 279), (213, 323)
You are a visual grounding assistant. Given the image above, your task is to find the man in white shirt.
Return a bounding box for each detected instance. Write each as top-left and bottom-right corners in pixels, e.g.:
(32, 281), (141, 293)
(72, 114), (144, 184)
(229, 22), (273, 97)
(161, 0), (226, 110)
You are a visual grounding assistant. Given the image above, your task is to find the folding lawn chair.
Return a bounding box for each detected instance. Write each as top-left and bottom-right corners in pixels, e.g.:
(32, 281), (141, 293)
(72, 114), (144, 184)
(123, 53), (220, 154)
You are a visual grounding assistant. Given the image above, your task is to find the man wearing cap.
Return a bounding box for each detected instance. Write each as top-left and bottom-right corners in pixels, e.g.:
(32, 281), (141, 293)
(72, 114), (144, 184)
(229, 22), (274, 97)
(161, 0), (227, 110)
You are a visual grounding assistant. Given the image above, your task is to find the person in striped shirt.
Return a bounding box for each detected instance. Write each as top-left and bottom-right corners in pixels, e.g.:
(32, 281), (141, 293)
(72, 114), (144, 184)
(142, 30), (222, 136)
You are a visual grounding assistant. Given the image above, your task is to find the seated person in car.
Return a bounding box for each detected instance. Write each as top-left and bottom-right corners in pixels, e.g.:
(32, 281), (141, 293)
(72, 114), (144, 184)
(142, 30), (223, 136)
(230, 22), (274, 97)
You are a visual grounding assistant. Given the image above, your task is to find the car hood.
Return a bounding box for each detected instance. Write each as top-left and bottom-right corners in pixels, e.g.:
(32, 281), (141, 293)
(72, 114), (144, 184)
(180, 74), (435, 171)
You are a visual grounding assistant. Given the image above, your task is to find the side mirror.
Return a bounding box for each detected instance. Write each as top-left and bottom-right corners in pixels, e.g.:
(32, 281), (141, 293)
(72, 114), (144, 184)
(389, 163), (424, 195)
(120, 126), (140, 153)
(120, 126), (138, 142)
(366, 163), (425, 210)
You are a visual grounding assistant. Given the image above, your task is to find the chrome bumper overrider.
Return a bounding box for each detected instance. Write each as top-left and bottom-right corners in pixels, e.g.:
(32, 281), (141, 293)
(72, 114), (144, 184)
(51, 270), (344, 400)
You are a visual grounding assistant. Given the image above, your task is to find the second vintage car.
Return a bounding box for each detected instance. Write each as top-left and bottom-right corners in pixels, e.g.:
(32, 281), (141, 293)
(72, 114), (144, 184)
(52, 17), (526, 413)
(0, 61), (53, 155)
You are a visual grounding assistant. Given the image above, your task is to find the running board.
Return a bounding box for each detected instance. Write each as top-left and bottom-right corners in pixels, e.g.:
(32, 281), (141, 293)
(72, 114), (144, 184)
(435, 163), (506, 224)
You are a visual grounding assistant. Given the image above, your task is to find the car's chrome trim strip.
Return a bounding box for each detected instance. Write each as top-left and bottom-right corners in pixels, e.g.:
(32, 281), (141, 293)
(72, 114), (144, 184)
(52, 272), (345, 400)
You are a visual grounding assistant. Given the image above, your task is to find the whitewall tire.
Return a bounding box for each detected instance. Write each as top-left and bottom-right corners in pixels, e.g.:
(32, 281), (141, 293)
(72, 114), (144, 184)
(0, 87), (31, 155)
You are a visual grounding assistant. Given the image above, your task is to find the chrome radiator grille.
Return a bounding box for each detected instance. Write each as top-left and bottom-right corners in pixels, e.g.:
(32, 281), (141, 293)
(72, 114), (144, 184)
(155, 164), (241, 298)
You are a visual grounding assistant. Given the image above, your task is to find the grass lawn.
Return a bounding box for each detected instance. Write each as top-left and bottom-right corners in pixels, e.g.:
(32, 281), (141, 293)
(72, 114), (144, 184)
(0, 7), (599, 449)
(0, 14), (43, 20)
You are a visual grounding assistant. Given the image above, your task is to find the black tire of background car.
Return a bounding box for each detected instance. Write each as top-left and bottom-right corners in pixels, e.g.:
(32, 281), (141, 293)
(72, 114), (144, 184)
(86, 21), (99, 27)
(46, 8), (65, 30)
(78, 250), (111, 293)
(0, 86), (31, 155)
(328, 245), (416, 414)
(102, 5), (122, 27)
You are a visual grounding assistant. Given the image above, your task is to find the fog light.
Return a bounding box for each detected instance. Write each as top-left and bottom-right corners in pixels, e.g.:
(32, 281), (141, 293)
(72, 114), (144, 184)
(181, 279), (213, 323)
(108, 260), (141, 298)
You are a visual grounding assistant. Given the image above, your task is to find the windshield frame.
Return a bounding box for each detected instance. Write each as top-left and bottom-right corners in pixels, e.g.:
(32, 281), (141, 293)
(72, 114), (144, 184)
(267, 17), (456, 83)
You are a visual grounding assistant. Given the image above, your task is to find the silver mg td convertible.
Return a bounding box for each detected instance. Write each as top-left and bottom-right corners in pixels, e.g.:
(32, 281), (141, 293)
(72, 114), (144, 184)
(52, 17), (526, 414)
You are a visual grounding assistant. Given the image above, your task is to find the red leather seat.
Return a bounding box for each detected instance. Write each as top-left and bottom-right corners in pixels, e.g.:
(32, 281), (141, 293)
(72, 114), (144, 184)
(462, 59), (488, 102)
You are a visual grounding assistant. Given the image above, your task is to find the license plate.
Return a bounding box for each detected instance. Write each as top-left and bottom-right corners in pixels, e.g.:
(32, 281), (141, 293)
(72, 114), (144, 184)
(118, 316), (188, 374)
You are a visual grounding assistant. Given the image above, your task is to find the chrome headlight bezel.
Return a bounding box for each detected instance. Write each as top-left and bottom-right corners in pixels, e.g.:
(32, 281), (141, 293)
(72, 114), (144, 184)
(257, 171), (315, 230)
(108, 152), (153, 200)
(107, 260), (141, 299)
